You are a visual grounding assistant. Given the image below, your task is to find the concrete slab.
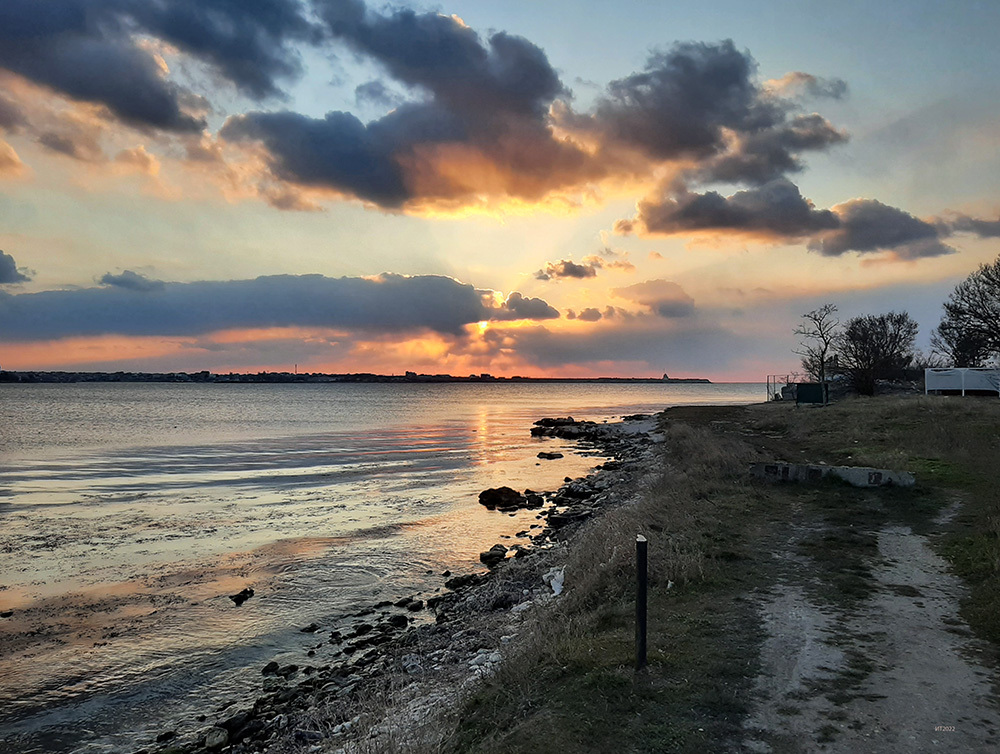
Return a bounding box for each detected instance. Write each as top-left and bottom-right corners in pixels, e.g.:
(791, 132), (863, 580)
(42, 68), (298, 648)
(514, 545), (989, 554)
(750, 462), (915, 488)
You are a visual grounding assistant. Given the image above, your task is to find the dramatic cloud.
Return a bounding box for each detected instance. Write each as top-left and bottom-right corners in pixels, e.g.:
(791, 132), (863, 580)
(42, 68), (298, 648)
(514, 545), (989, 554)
(569, 40), (845, 186)
(590, 40), (781, 160)
(576, 307), (603, 322)
(0, 0), (970, 277)
(0, 0), (319, 134)
(0, 1), (202, 132)
(612, 279), (695, 318)
(99, 270), (165, 292)
(809, 199), (954, 259)
(222, 1), (600, 209)
(123, 0), (318, 100)
(617, 179), (839, 238)
(597, 43), (955, 263)
(618, 182), (957, 261)
(223, 24), (849, 212)
(0, 250), (31, 284)
(0, 273), (558, 341)
(2, 2), (857, 220)
(317, 0), (564, 118)
(221, 109), (418, 207)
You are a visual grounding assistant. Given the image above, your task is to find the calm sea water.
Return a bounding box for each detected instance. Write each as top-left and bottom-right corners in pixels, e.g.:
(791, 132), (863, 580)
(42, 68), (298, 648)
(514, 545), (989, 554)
(0, 382), (764, 753)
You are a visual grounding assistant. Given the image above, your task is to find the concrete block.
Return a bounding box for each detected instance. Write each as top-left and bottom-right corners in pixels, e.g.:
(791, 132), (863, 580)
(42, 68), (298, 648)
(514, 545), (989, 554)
(749, 462), (915, 488)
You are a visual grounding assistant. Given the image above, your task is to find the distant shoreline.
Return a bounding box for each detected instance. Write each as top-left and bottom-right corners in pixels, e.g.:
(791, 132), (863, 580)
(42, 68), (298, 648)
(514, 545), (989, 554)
(0, 370), (711, 385)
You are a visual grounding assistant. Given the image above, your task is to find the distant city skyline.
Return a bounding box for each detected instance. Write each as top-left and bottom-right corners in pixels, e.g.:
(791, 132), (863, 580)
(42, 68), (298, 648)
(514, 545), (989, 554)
(1, 0), (998, 380)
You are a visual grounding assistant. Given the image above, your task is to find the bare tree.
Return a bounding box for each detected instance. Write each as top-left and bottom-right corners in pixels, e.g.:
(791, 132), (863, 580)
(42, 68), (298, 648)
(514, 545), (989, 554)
(837, 311), (918, 395)
(930, 317), (992, 367)
(932, 255), (1000, 366)
(794, 303), (840, 389)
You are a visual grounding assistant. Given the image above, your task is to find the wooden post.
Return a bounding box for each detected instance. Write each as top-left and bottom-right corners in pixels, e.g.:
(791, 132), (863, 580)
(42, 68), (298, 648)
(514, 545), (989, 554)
(636, 534), (648, 671)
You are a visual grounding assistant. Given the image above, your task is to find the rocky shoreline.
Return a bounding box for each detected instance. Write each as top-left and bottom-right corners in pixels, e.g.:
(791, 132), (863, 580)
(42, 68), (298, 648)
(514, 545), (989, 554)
(138, 413), (663, 754)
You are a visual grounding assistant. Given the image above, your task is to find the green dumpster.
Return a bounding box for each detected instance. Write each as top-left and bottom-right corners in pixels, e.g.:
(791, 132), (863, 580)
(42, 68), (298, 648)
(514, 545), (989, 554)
(796, 382), (828, 405)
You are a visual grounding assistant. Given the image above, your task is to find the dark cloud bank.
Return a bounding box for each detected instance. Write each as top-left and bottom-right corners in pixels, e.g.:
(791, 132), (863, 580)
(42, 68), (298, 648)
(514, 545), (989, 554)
(0, 273), (557, 342)
(616, 184), (1000, 259)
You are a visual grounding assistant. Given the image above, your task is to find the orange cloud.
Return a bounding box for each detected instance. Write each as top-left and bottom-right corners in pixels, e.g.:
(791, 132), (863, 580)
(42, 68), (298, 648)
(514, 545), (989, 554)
(2, 334), (193, 370)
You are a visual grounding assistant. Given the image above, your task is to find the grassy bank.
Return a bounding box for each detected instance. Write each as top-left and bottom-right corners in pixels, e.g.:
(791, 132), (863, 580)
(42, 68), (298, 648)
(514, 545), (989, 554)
(436, 395), (1000, 753)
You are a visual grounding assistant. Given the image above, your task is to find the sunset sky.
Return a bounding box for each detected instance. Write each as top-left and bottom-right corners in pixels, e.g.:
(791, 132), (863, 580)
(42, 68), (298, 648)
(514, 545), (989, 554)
(1, 0), (998, 379)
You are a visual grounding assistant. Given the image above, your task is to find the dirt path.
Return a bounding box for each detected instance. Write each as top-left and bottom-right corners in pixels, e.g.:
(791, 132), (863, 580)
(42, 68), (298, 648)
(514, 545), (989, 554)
(744, 504), (1000, 752)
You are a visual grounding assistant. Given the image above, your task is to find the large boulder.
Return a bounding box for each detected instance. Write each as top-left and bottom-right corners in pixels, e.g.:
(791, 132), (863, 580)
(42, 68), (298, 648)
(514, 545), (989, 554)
(479, 544), (508, 568)
(204, 727), (229, 750)
(387, 614), (409, 629)
(478, 486), (526, 510)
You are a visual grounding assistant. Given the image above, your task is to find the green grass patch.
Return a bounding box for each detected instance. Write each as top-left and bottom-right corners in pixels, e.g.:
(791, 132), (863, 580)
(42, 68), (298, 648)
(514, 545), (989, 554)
(943, 535), (999, 583)
(907, 457), (980, 488)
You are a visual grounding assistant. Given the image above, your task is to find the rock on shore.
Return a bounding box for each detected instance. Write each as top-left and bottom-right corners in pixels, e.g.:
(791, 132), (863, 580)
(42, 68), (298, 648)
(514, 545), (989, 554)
(478, 486), (544, 511)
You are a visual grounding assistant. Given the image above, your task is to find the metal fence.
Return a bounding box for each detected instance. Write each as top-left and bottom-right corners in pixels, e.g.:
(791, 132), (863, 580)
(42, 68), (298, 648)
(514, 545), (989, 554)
(765, 373), (808, 401)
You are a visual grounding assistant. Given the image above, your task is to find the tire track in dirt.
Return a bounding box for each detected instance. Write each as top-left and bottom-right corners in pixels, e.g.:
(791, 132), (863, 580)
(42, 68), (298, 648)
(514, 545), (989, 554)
(744, 506), (1000, 752)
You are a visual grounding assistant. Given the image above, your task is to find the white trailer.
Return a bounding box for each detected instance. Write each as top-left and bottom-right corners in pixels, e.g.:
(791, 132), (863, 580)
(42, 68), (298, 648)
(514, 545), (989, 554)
(924, 368), (1000, 396)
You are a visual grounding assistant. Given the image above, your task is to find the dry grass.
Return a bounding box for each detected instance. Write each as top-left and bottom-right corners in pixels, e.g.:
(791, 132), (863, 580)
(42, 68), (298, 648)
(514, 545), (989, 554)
(443, 418), (771, 753)
(340, 677), (453, 754)
(565, 421), (759, 605)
